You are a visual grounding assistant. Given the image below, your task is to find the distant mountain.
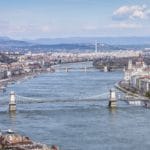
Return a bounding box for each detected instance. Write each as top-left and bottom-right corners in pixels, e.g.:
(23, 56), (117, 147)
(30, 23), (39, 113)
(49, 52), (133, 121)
(0, 36), (11, 41)
(1, 36), (150, 46)
(31, 37), (150, 45)
(0, 36), (32, 47)
(27, 43), (123, 53)
(0, 36), (124, 52)
(0, 36), (150, 52)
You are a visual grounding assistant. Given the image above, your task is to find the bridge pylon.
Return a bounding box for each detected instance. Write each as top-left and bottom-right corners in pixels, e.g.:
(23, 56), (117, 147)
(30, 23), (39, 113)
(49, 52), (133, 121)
(65, 67), (69, 72)
(108, 89), (117, 108)
(104, 66), (108, 72)
(9, 91), (16, 112)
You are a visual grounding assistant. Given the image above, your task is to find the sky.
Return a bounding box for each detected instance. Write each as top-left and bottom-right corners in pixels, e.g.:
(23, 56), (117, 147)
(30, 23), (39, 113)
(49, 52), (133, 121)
(0, 0), (150, 39)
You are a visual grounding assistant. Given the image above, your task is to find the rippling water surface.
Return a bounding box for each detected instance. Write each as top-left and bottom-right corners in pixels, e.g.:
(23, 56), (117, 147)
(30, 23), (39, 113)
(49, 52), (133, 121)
(0, 62), (150, 150)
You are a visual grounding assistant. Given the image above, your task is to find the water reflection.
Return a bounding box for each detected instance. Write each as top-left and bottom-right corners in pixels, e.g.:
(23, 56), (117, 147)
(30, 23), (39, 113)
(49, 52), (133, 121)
(8, 111), (16, 122)
(109, 107), (117, 114)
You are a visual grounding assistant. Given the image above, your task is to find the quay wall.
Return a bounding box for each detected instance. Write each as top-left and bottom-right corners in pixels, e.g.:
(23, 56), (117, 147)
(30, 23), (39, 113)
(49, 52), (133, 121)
(115, 81), (149, 100)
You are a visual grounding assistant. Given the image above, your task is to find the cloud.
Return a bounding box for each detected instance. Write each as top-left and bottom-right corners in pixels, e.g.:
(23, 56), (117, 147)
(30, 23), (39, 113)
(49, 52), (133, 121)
(113, 5), (150, 20)
(0, 21), (55, 36)
(40, 25), (51, 32)
(83, 25), (98, 31)
(109, 22), (142, 29)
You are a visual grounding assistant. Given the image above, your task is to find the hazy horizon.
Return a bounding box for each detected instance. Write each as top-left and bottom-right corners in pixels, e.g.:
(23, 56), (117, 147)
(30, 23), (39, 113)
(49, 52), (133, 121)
(2, 36), (150, 41)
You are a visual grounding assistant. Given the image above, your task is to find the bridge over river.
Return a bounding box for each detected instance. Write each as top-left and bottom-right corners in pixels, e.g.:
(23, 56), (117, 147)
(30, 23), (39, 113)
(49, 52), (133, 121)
(1, 61), (150, 150)
(52, 61), (98, 72)
(0, 90), (149, 112)
(0, 61), (149, 112)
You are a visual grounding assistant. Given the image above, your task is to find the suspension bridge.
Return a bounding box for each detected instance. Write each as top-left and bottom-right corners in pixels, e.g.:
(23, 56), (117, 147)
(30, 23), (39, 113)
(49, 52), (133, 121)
(0, 91), (147, 105)
(1, 90), (149, 112)
(1, 91), (111, 106)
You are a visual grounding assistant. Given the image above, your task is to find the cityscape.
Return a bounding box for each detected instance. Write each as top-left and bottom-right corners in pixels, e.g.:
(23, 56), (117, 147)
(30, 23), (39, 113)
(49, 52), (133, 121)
(0, 0), (150, 150)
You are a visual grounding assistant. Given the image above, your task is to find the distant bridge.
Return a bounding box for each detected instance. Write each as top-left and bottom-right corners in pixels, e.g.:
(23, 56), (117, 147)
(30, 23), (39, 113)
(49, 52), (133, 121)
(53, 66), (96, 72)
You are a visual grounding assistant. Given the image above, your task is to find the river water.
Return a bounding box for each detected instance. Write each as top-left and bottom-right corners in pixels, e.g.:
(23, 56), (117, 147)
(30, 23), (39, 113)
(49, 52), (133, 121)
(0, 62), (150, 150)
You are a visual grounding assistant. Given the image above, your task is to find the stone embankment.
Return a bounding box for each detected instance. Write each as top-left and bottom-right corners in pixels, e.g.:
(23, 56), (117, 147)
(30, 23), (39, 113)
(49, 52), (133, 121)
(115, 81), (139, 97)
(115, 80), (149, 101)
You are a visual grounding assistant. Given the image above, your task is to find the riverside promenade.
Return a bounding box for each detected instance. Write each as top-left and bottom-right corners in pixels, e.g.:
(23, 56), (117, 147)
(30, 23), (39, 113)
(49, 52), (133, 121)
(115, 80), (150, 102)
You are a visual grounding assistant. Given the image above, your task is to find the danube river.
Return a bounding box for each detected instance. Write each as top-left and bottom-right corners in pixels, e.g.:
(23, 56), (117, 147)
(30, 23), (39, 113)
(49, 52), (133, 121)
(0, 62), (150, 150)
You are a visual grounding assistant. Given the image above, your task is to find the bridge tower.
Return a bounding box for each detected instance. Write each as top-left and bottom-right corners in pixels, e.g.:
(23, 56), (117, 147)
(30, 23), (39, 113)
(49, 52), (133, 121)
(9, 91), (16, 112)
(108, 89), (117, 108)
(128, 59), (133, 70)
(65, 67), (69, 72)
(104, 66), (108, 72)
(95, 41), (98, 53)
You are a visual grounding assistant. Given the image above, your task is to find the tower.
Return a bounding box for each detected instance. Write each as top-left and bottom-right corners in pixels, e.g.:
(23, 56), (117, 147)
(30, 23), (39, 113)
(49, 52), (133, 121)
(9, 91), (16, 112)
(128, 59), (133, 70)
(104, 66), (108, 72)
(108, 89), (117, 108)
(95, 41), (98, 53)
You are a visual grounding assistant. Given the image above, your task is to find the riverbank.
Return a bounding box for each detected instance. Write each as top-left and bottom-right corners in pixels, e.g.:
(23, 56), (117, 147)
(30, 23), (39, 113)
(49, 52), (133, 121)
(0, 70), (52, 92)
(93, 56), (150, 70)
(0, 61), (91, 92)
(115, 80), (149, 100)
(0, 129), (59, 150)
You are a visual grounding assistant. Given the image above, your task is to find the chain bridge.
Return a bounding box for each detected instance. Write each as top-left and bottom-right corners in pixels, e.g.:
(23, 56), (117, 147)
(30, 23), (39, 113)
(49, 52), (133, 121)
(1, 89), (149, 112)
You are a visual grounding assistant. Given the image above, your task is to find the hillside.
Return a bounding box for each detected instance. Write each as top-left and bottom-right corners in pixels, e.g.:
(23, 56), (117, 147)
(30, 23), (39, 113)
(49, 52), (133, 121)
(0, 53), (16, 64)
(0, 36), (150, 52)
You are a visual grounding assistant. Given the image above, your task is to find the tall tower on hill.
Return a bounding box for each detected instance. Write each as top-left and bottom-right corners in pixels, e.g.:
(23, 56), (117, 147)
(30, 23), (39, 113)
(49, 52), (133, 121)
(95, 41), (98, 53)
(128, 59), (133, 70)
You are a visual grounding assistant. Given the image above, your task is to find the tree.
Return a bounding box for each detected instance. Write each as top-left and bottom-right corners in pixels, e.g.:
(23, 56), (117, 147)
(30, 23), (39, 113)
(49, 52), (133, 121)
(145, 91), (150, 98)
